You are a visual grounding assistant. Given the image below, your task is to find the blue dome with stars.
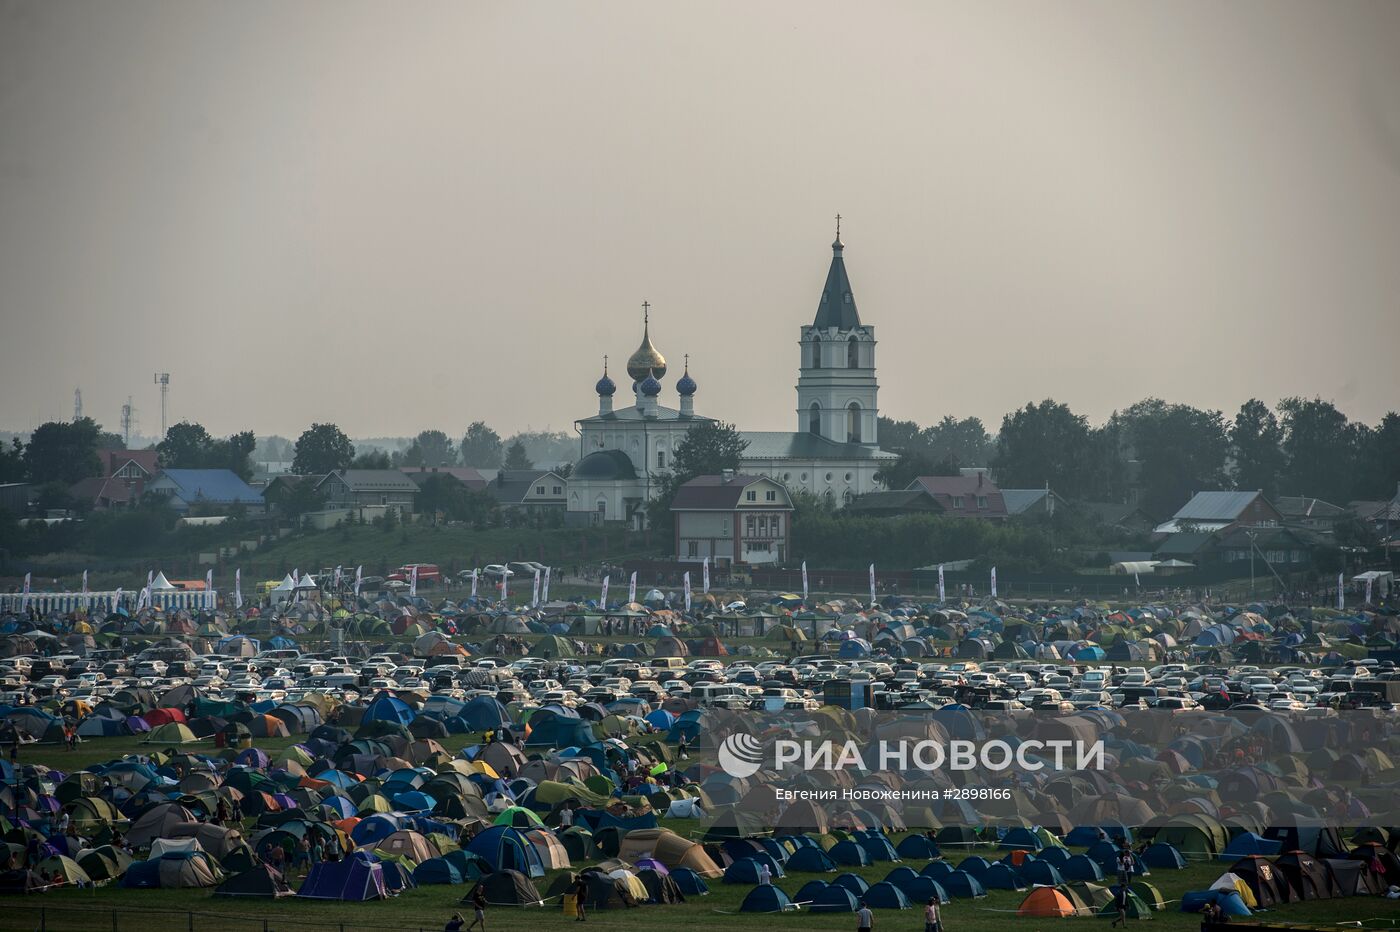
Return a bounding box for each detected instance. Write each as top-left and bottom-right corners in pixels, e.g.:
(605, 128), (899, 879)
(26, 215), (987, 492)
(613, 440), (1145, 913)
(640, 372), (662, 397)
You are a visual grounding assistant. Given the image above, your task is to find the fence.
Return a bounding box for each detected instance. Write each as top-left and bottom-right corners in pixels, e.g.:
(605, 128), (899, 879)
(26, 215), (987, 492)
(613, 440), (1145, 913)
(3, 904), (469, 932)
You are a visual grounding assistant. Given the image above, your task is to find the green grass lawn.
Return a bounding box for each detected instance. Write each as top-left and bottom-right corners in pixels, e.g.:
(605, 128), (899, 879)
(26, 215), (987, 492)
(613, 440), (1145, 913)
(15, 737), (1400, 932)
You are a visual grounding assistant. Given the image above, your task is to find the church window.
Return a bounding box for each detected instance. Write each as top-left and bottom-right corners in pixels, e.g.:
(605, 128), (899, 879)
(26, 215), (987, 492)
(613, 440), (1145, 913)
(825, 472), (833, 481)
(657, 451), (665, 469)
(845, 472), (853, 482)
(847, 402), (862, 443)
(811, 340), (822, 369)
(808, 402), (821, 436)
(800, 473), (808, 482)
(847, 336), (859, 368)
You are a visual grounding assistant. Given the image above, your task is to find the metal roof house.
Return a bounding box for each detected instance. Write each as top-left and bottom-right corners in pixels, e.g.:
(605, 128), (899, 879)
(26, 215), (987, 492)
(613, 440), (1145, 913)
(1153, 490), (1282, 535)
(146, 469), (265, 514)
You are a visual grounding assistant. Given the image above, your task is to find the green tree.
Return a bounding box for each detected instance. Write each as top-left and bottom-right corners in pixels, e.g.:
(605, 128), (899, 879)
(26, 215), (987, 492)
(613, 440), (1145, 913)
(922, 415), (993, 466)
(0, 437), (25, 483)
(672, 419), (747, 480)
(350, 447), (392, 469)
(157, 422), (256, 479)
(1231, 399), (1286, 498)
(503, 439), (533, 470)
(992, 400), (1096, 498)
(876, 417), (923, 453)
(403, 429), (457, 468)
(22, 418), (103, 485)
(875, 449), (947, 491)
(1355, 412), (1400, 501)
(292, 423), (354, 474)
(645, 421), (749, 547)
(1278, 397), (1359, 503)
(1116, 398), (1228, 519)
(277, 480), (327, 519)
(459, 422), (503, 467)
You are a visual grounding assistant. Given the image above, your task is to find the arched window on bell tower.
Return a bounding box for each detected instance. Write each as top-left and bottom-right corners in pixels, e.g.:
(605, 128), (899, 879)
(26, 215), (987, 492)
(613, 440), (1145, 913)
(847, 402), (862, 443)
(847, 335), (859, 368)
(809, 402), (822, 436)
(810, 336), (821, 369)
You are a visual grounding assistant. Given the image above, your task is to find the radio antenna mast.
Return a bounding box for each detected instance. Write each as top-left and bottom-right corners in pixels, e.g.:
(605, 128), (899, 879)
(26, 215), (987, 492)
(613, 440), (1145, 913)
(153, 373), (170, 438)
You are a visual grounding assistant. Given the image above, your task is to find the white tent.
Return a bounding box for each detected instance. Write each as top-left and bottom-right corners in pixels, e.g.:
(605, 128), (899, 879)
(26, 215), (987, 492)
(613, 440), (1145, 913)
(151, 572), (178, 590)
(295, 574), (319, 590)
(271, 574), (296, 592)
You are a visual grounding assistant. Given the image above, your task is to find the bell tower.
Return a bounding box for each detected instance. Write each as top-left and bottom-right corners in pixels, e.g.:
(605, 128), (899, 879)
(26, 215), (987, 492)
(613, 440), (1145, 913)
(796, 218), (879, 445)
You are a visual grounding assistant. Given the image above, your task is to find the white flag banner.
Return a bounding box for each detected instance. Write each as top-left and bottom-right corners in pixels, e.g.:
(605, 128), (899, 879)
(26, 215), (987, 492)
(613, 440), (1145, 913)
(990, 566), (998, 598)
(409, 565), (419, 598)
(137, 585), (150, 611)
(82, 570), (89, 611)
(1366, 577), (1374, 604)
(600, 574), (610, 606)
(353, 565), (363, 598)
(292, 568), (299, 586)
(334, 565), (343, 590)
(81, 570), (88, 595)
(531, 569), (541, 607)
(1133, 571), (1141, 587)
(206, 569), (214, 609)
(22, 572), (30, 595)
(628, 571), (637, 604)
(470, 569), (478, 599)
(1338, 572), (1345, 612)
(801, 561), (809, 603)
(683, 572), (692, 613)
(113, 587), (123, 612)
(501, 571), (509, 603)
(146, 570), (154, 593)
(234, 569), (243, 609)
(542, 567), (551, 603)
(868, 563), (876, 606)
(702, 557), (710, 594)
(938, 564), (945, 603)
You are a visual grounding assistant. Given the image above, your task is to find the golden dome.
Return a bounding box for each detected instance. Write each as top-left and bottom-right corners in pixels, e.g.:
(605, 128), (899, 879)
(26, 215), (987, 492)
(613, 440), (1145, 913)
(626, 312), (667, 382)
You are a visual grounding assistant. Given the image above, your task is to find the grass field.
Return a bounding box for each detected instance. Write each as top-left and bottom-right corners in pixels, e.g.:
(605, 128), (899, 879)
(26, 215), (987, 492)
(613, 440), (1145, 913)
(13, 736), (1400, 932)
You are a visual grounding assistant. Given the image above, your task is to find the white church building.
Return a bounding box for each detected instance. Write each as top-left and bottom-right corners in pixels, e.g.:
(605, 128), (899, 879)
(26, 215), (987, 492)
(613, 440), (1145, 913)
(567, 229), (895, 528)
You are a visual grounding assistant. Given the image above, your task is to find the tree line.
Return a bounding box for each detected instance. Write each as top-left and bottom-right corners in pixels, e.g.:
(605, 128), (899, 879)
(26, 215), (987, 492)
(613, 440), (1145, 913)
(878, 397), (1399, 518)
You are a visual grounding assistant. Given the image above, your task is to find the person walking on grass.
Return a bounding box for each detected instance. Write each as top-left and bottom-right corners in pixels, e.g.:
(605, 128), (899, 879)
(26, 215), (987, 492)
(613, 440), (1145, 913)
(924, 896), (941, 932)
(1110, 884), (1129, 927)
(572, 873), (589, 922)
(856, 898), (874, 932)
(466, 884), (487, 931)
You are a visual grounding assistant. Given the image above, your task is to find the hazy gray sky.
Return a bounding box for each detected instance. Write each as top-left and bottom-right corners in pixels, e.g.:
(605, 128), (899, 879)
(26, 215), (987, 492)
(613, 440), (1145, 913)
(2, 1), (1398, 442)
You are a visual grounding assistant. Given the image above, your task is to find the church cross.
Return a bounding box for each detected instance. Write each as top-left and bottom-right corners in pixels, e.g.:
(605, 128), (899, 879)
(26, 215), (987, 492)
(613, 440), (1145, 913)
(835, 213), (842, 237)
(642, 300), (650, 324)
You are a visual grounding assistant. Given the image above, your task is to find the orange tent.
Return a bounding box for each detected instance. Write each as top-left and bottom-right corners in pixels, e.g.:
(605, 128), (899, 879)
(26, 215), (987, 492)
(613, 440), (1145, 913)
(1018, 887), (1078, 918)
